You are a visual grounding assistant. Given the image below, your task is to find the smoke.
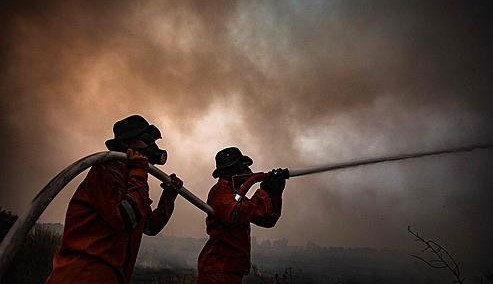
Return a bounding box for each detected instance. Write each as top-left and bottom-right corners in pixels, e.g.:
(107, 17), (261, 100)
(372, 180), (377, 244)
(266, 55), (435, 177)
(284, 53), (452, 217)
(1, 0), (492, 271)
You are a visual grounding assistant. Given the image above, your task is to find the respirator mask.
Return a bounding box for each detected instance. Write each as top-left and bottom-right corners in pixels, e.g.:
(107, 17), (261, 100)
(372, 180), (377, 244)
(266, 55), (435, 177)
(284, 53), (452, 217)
(135, 132), (168, 165)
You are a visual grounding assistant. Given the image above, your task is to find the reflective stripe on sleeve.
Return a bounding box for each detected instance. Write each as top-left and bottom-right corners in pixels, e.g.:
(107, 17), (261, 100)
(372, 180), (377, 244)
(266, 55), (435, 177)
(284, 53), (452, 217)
(120, 199), (138, 230)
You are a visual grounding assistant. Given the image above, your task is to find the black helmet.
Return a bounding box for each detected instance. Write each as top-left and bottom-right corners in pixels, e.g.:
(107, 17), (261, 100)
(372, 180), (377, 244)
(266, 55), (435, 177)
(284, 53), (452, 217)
(105, 115), (162, 151)
(212, 147), (253, 178)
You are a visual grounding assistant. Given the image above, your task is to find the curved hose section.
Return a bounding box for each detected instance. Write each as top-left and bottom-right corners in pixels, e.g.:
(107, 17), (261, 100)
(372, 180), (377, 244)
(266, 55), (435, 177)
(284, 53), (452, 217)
(237, 172), (269, 197)
(0, 151), (213, 279)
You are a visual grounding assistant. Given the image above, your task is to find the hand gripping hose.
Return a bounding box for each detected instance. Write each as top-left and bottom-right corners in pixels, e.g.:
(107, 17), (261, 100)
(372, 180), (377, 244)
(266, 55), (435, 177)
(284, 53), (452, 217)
(233, 169), (290, 201)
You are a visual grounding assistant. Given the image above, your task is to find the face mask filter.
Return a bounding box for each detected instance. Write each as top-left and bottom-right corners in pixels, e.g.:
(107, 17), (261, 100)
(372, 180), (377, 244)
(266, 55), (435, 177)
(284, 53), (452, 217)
(136, 142), (168, 165)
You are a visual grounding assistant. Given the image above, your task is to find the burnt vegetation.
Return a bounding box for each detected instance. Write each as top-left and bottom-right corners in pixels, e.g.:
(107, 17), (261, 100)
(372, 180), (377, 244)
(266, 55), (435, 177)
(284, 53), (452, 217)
(0, 208), (60, 284)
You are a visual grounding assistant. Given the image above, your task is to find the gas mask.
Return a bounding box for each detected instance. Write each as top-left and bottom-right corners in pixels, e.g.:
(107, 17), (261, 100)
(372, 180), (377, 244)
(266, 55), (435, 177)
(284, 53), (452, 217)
(136, 143), (168, 165)
(135, 132), (168, 165)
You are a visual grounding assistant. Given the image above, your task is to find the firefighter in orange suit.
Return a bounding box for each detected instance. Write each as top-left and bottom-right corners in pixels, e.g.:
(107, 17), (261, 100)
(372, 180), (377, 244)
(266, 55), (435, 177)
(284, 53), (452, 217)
(45, 115), (182, 284)
(198, 147), (287, 284)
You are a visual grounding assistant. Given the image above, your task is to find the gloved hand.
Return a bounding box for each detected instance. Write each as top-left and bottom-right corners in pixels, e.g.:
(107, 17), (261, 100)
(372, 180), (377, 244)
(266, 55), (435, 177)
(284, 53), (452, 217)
(260, 168), (287, 196)
(127, 148), (149, 171)
(160, 173), (183, 200)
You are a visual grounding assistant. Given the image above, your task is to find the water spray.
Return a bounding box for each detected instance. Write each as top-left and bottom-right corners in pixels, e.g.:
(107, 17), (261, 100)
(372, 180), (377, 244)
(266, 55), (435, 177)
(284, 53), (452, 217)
(288, 143), (493, 177)
(234, 143), (493, 199)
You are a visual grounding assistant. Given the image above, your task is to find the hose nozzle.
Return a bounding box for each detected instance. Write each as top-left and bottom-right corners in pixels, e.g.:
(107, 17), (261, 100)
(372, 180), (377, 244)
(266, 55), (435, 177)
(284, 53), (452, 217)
(271, 168), (290, 179)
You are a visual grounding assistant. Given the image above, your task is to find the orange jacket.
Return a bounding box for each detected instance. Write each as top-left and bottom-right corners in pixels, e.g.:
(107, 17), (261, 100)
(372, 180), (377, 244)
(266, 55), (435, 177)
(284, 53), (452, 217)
(197, 178), (282, 275)
(45, 160), (175, 284)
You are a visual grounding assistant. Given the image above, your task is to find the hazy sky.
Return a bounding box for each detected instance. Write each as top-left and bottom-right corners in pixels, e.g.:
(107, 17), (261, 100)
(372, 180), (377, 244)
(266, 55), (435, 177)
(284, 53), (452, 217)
(1, 0), (492, 271)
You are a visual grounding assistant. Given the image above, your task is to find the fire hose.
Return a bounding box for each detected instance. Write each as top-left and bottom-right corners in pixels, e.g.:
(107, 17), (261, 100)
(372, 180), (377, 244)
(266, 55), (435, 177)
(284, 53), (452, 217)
(0, 143), (492, 278)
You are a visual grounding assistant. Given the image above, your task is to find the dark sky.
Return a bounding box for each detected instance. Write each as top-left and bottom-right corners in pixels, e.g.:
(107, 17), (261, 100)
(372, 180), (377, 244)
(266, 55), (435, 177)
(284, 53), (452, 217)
(1, 0), (493, 271)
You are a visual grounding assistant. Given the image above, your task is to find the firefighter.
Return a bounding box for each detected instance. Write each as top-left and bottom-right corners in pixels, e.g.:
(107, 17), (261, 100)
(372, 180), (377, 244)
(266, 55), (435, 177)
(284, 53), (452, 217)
(197, 147), (287, 284)
(45, 115), (183, 284)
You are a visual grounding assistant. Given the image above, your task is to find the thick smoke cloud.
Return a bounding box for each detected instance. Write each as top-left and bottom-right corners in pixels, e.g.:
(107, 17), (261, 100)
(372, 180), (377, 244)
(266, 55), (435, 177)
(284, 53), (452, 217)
(1, 0), (492, 272)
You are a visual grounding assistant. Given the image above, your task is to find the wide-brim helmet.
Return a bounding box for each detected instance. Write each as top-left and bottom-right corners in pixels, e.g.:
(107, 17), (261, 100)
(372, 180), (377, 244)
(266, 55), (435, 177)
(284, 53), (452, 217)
(212, 147), (253, 178)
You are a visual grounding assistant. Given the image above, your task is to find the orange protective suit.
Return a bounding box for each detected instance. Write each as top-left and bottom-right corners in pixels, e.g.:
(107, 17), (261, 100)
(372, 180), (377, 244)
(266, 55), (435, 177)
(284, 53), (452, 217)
(197, 178), (283, 284)
(45, 160), (175, 284)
